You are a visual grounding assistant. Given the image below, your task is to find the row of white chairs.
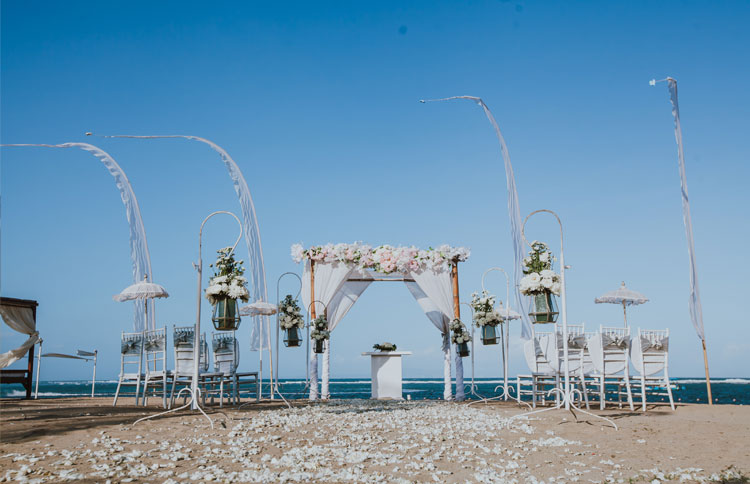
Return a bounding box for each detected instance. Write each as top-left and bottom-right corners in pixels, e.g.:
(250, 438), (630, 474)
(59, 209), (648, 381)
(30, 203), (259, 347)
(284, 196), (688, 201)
(517, 325), (674, 411)
(114, 325), (259, 408)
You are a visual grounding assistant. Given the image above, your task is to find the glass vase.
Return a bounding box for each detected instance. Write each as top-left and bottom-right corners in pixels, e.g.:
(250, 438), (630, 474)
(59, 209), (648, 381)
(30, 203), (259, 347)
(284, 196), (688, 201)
(457, 342), (470, 357)
(212, 298), (241, 331)
(528, 292), (559, 324)
(481, 325), (499, 345)
(314, 339), (325, 354)
(284, 327), (302, 347)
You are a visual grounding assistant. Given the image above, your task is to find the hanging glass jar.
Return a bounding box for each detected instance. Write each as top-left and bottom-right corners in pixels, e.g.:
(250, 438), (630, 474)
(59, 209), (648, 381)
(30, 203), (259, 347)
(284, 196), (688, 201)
(314, 338), (325, 354)
(284, 327), (302, 347)
(481, 325), (499, 345)
(212, 298), (241, 331)
(528, 292), (558, 324)
(456, 342), (470, 357)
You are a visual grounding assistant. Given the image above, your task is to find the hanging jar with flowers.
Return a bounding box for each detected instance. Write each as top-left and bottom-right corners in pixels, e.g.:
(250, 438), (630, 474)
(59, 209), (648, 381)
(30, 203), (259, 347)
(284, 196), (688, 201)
(278, 294), (305, 347)
(311, 315), (330, 354)
(470, 290), (505, 345)
(205, 247), (249, 331)
(520, 241), (561, 324)
(450, 318), (471, 357)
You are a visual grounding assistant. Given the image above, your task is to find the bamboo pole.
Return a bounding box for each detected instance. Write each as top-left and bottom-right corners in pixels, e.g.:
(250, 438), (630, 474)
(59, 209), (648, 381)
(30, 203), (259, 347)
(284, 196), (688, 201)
(702, 339), (713, 405)
(451, 262), (460, 319)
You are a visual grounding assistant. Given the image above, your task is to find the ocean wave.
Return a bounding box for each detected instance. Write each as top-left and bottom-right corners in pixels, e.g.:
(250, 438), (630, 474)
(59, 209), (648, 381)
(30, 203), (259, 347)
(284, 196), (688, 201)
(674, 378), (749, 384)
(2, 390), (98, 397)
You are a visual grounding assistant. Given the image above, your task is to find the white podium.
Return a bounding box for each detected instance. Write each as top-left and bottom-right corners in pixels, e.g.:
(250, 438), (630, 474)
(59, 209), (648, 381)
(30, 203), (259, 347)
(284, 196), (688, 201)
(361, 351), (412, 400)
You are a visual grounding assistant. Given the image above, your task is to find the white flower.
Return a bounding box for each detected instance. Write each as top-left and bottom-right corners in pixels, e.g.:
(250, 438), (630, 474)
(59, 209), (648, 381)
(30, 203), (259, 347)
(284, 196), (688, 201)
(540, 252), (550, 263)
(291, 244), (304, 263)
(541, 277), (554, 289)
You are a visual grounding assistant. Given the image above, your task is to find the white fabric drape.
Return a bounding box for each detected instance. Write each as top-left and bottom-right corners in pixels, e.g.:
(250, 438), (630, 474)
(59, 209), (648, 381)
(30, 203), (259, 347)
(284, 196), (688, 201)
(322, 277), (372, 399)
(523, 334), (557, 375)
(664, 80), (705, 341)
(301, 260), (356, 399)
(0, 305), (39, 369)
(405, 279), (454, 400)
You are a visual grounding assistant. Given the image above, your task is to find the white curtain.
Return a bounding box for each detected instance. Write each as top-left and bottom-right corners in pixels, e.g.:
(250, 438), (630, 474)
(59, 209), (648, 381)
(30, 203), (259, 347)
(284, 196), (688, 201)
(0, 305), (39, 369)
(405, 278), (456, 401)
(301, 260), (356, 399)
(321, 276), (372, 399)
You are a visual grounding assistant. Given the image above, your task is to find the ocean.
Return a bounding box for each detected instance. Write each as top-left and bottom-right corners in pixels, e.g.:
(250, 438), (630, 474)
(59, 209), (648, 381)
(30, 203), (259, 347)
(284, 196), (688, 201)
(2, 377), (748, 404)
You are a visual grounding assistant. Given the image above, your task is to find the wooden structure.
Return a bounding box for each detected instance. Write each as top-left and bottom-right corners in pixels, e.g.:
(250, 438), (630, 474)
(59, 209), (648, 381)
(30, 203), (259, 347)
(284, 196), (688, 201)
(0, 297), (38, 399)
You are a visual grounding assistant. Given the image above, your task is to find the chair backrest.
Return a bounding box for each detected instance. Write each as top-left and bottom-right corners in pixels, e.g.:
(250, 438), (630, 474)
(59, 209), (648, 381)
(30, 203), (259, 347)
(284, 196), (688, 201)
(173, 325), (209, 374)
(120, 331), (144, 375)
(633, 328), (669, 376)
(599, 325), (631, 374)
(523, 326), (557, 374)
(212, 332), (239, 375)
(144, 327), (167, 375)
(555, 324), (586, 372)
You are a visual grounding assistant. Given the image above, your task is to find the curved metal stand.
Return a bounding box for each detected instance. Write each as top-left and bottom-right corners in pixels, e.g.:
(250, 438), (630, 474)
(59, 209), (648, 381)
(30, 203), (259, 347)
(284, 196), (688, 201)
(272, 272), (303, 405)
(481, 267), (513, 401)
(133, 388), (214, 429)
(508, 209), (617, 429)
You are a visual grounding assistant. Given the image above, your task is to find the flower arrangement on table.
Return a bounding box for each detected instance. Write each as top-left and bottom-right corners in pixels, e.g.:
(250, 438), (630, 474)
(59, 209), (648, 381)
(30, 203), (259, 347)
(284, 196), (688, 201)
(450, 318), (471, 357)
(310, 315), (330, 354)
(519, 241), (561, 324)
(291, 242), (470, 274)
(373, 342), (397, 352)
(205, 247), (249, 330)
(278, 294), (305, 347)
(470, 290), (505, 345)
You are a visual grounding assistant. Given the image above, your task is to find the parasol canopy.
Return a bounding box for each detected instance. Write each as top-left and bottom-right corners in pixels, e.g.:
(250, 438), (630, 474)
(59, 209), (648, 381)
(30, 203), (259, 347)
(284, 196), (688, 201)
(113, 278), (169, 302)
(595, 281), (648, 327)
(240, 300), (278, 316)
(42, 353), (90, 360)
(496, 302), (522, 320)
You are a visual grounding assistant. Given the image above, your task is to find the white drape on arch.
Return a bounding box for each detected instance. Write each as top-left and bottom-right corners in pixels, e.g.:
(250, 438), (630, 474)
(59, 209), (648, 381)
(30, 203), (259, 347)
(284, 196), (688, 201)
(301, 260), (356, 399)
(0, 305), (39, 369)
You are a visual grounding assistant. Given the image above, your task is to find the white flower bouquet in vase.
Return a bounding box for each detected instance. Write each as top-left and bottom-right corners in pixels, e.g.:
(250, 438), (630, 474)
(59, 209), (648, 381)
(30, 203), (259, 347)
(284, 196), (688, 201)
(278, 294), (304, 347)
(519, 241), (561, 324)
(450, 318), (471, 357)
(470, 290), (505, 345)
(205, 247), (249, 331)
(311, 315), (330, 354)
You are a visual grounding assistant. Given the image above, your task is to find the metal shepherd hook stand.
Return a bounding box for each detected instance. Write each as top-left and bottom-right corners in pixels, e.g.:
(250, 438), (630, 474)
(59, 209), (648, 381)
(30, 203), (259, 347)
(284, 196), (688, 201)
(134, 210), (243, 428)
(275, 272), (303, 397)
(508, 209), (617, 430)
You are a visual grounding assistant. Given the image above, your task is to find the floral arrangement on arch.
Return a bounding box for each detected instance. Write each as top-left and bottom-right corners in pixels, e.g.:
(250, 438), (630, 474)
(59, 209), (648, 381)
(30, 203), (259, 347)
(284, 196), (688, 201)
(470, 290), (505, 327)
(449, 318), (471, 345)
(310, 315), (330, 341)
(290, 242), (470, 274)
(519, 241), (561, 296)
(205, 247), (250, 305)
(278, 295), (305, 330)
(373, 342), (397, 352)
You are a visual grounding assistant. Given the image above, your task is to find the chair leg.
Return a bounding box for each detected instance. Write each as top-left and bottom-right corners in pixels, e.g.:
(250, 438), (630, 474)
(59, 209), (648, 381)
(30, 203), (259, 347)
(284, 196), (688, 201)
(599, 374), (605, 410)
(625, 373), (634, 411)
(169, 375), (178, 409)
(640, 374), (647, 412)
(162, 375), (167, 409)
(134, 376), (141, 406)
(580, 373), (590, 410)
(256, 377), (260, 402)
(665, 376), (675, 411)
(143, 376), (150, 407)
(113, 376), (123, 407)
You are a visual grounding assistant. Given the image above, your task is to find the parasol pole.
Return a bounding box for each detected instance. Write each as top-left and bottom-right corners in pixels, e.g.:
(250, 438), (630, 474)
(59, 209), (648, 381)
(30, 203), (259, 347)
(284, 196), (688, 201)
(623, 301), (628, 328)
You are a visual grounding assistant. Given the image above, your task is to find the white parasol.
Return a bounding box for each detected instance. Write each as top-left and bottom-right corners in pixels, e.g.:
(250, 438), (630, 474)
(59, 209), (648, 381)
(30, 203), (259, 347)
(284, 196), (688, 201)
(113, 276), (169, 330)
(240, 300), (278, 316)
(594, 281), (649, 327)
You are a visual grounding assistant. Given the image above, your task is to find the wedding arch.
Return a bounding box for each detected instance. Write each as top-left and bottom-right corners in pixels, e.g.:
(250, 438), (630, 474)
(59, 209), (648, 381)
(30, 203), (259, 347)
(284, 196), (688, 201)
(292, 243), (470, 401)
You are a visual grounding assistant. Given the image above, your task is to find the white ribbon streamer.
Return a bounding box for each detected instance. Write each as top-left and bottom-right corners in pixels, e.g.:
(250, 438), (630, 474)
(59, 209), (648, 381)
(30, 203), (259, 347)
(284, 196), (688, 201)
(421, 97), (531, 339)
(1, 143), (153, 331)
(651, 79), (706, 341)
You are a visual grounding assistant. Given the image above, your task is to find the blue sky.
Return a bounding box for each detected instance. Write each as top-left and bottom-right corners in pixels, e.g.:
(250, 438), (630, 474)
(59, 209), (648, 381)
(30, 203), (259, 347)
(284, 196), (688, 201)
(2, 1), (749, 382)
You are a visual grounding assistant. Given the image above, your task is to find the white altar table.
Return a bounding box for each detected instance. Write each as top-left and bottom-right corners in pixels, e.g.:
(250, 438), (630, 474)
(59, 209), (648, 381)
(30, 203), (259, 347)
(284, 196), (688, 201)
(361, 351), (412, 400)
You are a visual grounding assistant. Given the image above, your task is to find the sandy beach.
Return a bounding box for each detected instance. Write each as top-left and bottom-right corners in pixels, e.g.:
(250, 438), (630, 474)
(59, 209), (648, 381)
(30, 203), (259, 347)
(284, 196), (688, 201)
(0, 398), (747, 483)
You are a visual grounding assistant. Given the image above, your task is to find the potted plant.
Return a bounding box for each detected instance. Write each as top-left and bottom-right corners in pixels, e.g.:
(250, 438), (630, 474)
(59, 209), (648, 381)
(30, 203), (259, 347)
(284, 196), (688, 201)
(520, 241), (561, 324)
(450, 318), (471, 357)
(278, 295), (304, 347)
(311, 315), (330, 354)
(205, 247), (249, 331)
(373, 342), (397, 352)
(470, 290), (504, 345)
